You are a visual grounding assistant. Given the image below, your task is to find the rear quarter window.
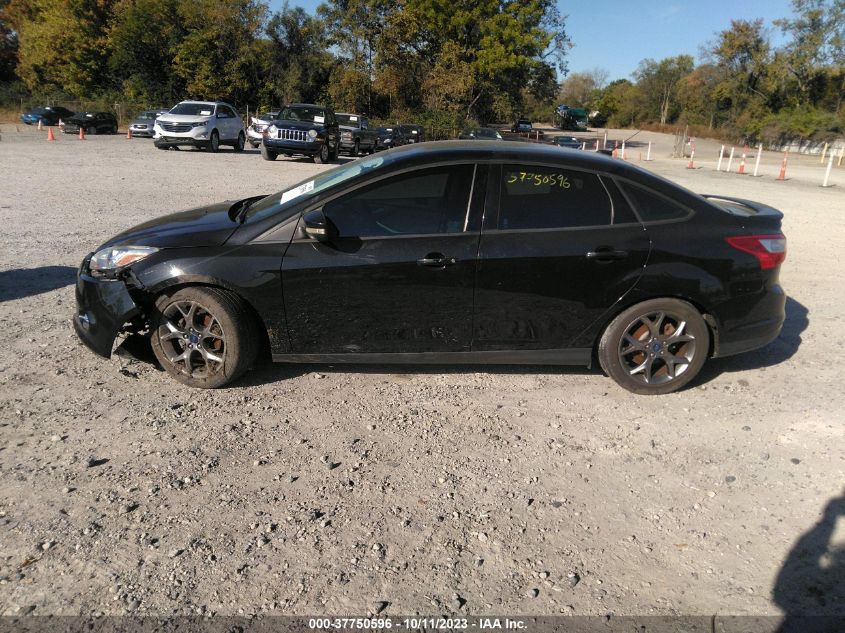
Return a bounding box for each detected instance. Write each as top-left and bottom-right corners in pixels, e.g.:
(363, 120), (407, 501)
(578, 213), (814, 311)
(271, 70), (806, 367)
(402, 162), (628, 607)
(618, 181), (692, 222)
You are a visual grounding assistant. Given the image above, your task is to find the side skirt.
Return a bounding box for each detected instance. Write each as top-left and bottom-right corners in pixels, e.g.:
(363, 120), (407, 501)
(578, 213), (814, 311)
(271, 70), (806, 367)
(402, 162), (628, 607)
(272, 348), (593, 367)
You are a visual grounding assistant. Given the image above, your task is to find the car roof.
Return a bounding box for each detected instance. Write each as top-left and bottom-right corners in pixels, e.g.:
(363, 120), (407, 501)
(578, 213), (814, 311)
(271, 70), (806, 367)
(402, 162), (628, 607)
(337, 112), (362, 116)
(287, 103), (325, 108)
(178, 100), (230, 107)
(381, 140), (657, 178)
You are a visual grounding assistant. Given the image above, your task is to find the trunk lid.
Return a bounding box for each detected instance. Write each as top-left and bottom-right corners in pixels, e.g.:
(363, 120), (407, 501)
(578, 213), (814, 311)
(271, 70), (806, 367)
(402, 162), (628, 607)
(702, 195), (784, 231)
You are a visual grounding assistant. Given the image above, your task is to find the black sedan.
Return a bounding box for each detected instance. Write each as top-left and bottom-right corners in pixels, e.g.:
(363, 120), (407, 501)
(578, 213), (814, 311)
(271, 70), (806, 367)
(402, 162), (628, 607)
(553, 136), (584, 149)
(374, 126), (405, 150)
(21, 105), (75, 126)
(63, 111), (118, 135)
(459, 127), (503, 140)
(74, 141), (787, 394)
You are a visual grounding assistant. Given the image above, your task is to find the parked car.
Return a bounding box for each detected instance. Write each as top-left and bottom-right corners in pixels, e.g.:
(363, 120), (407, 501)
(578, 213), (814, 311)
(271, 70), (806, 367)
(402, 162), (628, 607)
(374, 126), (404, 151)
(398, 123), (424, 143)
(62, 112), (118, 135)
(553, 136), (584, 149)
(458, 127), (503, 140)
(336, 113), (378, 156)
(555, 105), (589, 131)
(153, 101), (245, 152)
(128, 109), (169, 138)
(74, 141), (787, 394)
(246, 111), (279, 148)
(511, 119), (533, 133)
(20, 105), (75, 126)
(261, 104), (340, 164)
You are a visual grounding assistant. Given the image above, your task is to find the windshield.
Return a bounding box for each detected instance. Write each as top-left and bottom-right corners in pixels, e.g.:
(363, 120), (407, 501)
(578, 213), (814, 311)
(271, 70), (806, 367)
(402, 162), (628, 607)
(170, 103), (216, 116)
(137, 111), (158, 120)
(477, 128), (498, 138)
(256, 112), (277, 120)
(278, 106), (326, 123)
(244, 155), (388, 222)
(377, 127), (393, 134)
(336, 114), (361, 126)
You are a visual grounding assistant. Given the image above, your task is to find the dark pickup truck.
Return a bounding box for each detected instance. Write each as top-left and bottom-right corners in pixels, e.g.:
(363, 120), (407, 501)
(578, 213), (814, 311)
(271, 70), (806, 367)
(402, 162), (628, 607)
(261, 103), (340, 164)
(336, 113), (378, 156)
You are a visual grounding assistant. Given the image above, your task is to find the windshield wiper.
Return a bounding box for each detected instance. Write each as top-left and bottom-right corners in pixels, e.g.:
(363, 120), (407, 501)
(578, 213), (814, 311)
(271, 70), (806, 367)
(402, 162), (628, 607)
(227, 195), (264, 223)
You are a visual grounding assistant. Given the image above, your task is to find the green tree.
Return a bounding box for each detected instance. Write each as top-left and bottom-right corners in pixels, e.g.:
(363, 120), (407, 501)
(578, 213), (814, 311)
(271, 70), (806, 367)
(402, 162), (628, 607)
(632, 55), (694, 124)
(6, 0), (115, 98)
(558, 68), (609, 108)
(0, 0), (19, 82)
(108, 0), (186, 105)
(262, 3), (333, 108)
(170, 0), (267, 106)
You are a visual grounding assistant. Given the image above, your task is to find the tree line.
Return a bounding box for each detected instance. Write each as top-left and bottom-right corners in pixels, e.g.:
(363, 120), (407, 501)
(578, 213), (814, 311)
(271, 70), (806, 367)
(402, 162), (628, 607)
(0, 0), (568, 130)
(0, 0), (841, 142)
(560, 0), (844, 143)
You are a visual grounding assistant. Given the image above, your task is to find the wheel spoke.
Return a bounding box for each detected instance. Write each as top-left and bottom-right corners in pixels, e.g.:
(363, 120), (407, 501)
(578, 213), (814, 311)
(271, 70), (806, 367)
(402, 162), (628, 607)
(622, 333), (646, 352)
(160, 319), (184, 340)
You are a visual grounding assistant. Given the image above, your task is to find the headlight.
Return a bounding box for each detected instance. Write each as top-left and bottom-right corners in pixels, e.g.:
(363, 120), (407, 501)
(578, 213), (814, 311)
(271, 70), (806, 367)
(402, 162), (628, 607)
(308, 129), (318, 139)
(89, 246), (158, 274)
(268, 124), (277, 134)
(191, 121), (208, 128)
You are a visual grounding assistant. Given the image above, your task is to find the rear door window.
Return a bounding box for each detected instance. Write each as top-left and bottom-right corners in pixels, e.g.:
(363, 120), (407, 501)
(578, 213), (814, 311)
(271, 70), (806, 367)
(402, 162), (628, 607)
(497, 164), (613, 230)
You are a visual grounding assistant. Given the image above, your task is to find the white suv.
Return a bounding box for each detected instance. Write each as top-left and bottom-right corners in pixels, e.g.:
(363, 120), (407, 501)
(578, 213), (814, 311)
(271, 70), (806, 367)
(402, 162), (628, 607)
(154, 101), (245, 152)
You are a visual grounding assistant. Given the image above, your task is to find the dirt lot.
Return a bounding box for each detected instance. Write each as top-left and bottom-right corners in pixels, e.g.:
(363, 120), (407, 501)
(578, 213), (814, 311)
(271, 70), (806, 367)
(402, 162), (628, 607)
(0, 125), (843, 621)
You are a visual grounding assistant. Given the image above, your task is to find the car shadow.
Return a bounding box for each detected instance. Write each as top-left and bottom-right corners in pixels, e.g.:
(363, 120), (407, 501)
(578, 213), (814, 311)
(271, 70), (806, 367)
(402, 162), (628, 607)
(0, 265), (76, 302)
(770, 489), (845, 632)
(693, 295), (808, 386)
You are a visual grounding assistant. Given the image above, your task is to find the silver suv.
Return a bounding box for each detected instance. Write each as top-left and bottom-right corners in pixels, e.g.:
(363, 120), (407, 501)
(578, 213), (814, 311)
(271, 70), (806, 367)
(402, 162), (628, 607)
(153, 101), (245, 152)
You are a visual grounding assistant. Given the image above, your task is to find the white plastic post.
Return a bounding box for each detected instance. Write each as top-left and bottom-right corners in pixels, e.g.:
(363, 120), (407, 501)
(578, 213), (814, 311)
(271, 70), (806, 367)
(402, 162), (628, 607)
(753, 143), (763, 177)
(726, 147), (735, 173)
(717, 145), (725, 171)
(603, 131), (608, 150)
(581, 141), (586, 151)
(823, 152), (835, 187)
(820, 142), (828, 164)
(594, 139), (599, 152)
(646, 141), (652, 161)
(621, 141), (626, 160)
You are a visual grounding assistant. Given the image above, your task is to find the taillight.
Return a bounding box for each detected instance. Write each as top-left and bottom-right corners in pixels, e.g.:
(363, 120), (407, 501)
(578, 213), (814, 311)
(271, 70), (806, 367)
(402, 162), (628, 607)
(726, 234), (786, 270)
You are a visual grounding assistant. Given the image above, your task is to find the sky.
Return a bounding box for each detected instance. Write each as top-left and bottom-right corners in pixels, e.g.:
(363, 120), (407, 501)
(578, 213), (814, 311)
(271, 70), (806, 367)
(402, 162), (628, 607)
(267, 0), (798, 81)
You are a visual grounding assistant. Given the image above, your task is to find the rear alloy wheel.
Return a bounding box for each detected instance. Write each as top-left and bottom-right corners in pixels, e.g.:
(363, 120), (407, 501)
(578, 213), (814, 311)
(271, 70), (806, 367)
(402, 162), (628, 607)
(150, 287), (258, 388)
(234, 131), (245, 152)
(598, 298), (709, 395)
(208, 130), (220, 152)
(313, 143), (330, 164)
(261, 143), (277, 161)
(87, 126), (97, 135)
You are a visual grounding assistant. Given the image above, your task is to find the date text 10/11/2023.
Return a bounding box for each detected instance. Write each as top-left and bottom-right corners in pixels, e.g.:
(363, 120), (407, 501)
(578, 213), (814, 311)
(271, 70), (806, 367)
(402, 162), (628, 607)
(308, 618), (528, 630)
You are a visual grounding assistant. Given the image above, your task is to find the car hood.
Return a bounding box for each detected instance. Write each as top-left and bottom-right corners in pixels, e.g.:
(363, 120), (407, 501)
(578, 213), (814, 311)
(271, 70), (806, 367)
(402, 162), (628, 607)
(272, 120), (325, 131)
(339, 125), (361, 131)
(157, 114), (213, 124)
(100, 201), (241, 249)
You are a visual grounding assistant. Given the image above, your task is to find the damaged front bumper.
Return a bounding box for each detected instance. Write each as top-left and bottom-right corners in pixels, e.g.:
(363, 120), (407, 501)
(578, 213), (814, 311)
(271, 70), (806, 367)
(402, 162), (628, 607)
(73, 255), (141, 358)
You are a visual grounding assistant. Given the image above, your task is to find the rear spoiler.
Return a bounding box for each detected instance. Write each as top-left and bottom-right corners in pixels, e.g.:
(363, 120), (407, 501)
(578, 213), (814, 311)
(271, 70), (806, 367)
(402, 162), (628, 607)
(701, 195), (784, 220)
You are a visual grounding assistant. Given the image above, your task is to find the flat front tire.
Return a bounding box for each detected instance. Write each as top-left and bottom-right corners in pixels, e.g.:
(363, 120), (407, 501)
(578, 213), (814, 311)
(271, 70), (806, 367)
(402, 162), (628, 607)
(598, 298), (710, 395)
(150, 287), (259, 389)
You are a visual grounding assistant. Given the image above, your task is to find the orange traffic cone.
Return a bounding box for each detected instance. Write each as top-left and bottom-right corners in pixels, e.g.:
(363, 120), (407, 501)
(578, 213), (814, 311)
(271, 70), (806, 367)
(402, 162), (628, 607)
(47, 127), (55, 141)
(612, 141), (618, 158)
(126, 128), (132, 139)
(777, 150), (789, 181)
(686, 143), (696, 169)
(738, 144), (748, 174)
(79, 127), (85, 140)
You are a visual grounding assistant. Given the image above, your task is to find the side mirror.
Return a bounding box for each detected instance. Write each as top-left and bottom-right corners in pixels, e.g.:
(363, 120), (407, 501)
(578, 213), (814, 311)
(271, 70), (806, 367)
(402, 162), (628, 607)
(303, 209), (334, 241)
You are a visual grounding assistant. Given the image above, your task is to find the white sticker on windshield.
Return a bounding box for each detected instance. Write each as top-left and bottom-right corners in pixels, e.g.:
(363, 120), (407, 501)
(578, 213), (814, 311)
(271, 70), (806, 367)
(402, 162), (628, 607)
(281, 180), (315, 204)
(350, 116), (358, 121)
(314, 115), (325, 124)
(200, 110), (212, 115)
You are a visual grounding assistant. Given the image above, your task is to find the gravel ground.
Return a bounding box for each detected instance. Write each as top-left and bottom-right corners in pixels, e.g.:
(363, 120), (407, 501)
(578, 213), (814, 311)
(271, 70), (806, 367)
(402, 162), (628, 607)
(0, 125), (843, 619)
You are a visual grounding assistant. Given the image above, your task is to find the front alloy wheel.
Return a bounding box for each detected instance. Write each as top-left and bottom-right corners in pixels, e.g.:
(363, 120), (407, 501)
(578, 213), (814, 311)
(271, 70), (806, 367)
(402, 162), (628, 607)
(235, 131), (245, 152)
(150, 287), (258, 388)
(313, 143), (330, 164)
(208, 130), (220, 153)
(598, 298), (709, 395)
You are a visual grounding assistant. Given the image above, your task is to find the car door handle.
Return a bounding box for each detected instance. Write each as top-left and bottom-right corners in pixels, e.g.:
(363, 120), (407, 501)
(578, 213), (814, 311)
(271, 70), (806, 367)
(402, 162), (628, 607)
(586, 247), (628, 261)
(417, 253), (457, 267)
